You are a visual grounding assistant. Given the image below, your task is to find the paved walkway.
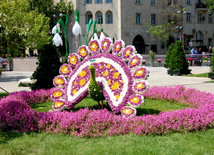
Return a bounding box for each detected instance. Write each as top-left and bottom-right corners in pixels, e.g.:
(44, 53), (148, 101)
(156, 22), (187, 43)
(0, 66), (213, 93)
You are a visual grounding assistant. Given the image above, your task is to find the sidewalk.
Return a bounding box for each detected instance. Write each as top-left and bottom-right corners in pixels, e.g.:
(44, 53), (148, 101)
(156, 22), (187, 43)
(0, 66), (213, 93)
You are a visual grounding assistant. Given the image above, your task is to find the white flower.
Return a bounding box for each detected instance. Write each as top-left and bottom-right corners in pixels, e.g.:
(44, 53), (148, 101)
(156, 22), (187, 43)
(99, 32), (106, 42)
(53, 33), (63, 47)
(72, 21), (82, 36)
(51, 23), (60, 34)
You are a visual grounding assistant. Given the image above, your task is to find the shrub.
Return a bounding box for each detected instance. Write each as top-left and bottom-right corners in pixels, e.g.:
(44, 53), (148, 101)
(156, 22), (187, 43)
(31, 43), (62, 90)
(210, 48), (214, 72)
(168, 41), (189, 72)
(165, 43), (174, 66)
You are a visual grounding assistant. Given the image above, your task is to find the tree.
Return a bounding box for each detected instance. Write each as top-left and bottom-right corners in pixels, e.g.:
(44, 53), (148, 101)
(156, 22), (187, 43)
(205, 0), (214, 15)
(164, 43), (175, 67)
(168, 40), (189, 72)
(146, 0), (185, 47)
(28, 0), (73, 32)
(31, 42), (62, 90)
(0, 0), (50, 58)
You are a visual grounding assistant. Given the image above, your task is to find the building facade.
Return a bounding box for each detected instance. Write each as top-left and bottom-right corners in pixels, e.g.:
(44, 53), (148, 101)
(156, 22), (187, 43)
(54, 0), (214, 54)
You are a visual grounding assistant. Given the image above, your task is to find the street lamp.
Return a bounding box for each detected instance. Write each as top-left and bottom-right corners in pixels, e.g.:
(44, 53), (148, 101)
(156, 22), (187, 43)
(52, 13), (69, 62)
(177, 7), (187, 41)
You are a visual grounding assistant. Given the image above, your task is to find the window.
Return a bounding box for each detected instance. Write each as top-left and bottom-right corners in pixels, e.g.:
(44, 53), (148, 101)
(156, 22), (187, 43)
(168, 0), (176, 5)
(106, 12), (113, 24)
(186, 13), (191, 22)
(208, 38), (212, 47)
(86, 13), (92, 24)
(106, 0), (112, 3)
(187, 0), (191, 4)
(151, 0), (156, 5)
(86, 0), (92, 4)
(96, 13), (103, 24)
(198, 14), (202, 22)
(136, 13), (141, 24)
(95, 0), (102, 3)
(136, 0), (141, 4)
(151, 14), (156, 24)
(209, 14), (213, 23)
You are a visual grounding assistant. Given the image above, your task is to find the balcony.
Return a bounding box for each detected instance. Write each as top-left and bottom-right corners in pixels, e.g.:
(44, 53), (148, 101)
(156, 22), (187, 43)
(195, 3), (208, 13)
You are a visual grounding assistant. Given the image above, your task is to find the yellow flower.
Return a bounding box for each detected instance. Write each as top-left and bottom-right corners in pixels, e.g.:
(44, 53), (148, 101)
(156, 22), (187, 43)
(103, 41), (108, 49)
(107, 64), (111, 68)
(53, 91), (62, 97)
(131, 58), (138, 66)
(79, 79), (86, 86)
(125, 50), (131, 57)
(72, 89), (77, 95)
(61, 66), (69, 74)
(115, 94), (120, 99)
(55, 102), (63, 108)
(79, 71), (86, 77)
(135, 69), (144, 76)
(115, 44), (120, 51)
(80, 48), (87, 56)
(103, 70), (109, 77)
(91, 42), (98, 52)
(74, 81), (77, 85)
(55, 78), (64, 85)
(70, 55), (77, 65)
(107, 79), (111, 85)
(123, 109), (132, 114)
(112, 81), (120, 90)
(113, 72), (119, 79)
(131, 97), (139, 103)
(136, 83), (144, 89)
(99, 66), (103, 69)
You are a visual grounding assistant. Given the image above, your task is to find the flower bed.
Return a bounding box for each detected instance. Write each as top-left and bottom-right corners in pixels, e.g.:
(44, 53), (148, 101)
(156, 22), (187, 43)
(1, 86), (214, 137)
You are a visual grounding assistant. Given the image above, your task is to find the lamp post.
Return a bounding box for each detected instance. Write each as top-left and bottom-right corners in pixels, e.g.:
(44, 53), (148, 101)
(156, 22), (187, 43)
(52, 13), (69, 62)
(177, 7), (187, 48)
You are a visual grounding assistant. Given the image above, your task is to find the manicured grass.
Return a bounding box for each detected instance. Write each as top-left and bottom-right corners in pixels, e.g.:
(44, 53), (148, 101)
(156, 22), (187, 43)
(184, 72), (209, 78)
(1, 129), (214, 154)
(0, 92), (9, 98)
(31, 97), (188, 115)
(204, 81), (214, 83)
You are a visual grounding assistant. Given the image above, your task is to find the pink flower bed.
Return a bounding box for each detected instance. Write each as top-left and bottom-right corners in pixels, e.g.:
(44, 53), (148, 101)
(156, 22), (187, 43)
(1, 86), (214, 137)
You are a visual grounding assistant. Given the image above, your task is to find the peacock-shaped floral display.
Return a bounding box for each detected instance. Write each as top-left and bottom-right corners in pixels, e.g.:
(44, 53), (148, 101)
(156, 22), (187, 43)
(52, 37), (150, 118)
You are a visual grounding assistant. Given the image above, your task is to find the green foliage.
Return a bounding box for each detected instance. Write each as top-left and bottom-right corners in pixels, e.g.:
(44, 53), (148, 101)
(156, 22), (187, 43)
(149, 50), (155, 62)
(168, 41), (189, 72)
(29, 0), (73, 32)
(205, 0), (214, 15)
(165, 43), (175, 65)
(31, 42), (62, 90)
(211, 48), (214, 72)
(0, 0), (50, 58)
(88, 65), (105, 102)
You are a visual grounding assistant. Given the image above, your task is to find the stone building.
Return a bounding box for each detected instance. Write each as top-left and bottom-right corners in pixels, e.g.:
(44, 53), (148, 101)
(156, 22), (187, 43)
(54, 0), (214, 54)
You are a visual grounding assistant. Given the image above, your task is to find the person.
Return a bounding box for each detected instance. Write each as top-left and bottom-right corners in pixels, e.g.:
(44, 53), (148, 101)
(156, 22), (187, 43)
(191, 46), (196, 58)
(209, 46), (212, 55)
(198, 47), (202, 54)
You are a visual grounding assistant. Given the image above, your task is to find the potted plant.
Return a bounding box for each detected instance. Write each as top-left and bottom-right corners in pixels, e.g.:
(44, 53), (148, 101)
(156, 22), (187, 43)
(208, 48), (214, 79)
(157, 59), (162, 63)
(164, 43), (174, 68)
(167, 40), (191, 76)
(188, 57), (193, 66)
(149, 50), (155, 67)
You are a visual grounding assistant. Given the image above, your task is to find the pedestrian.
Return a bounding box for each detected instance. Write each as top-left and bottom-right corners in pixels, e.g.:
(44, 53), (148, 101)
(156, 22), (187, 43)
(198, 47), (202, 54)
(209, 46), (212, 55)
(191, 46), (196, 58)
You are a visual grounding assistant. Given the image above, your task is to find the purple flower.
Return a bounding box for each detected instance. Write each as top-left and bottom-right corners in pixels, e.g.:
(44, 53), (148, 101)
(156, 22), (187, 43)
(53, 75), (66, 88)
(112, 40), (125, 56)
(59, 63), (72, 77)
(121, 106), (136, 118)
(128, 54), (143, 69)
(122, 45), (135, 61)
(68, 53), (80, 68)
(88, 40), (101, 55)
(132, 66), (149, 80)
(133, 80), (150, 94)
(128, 94), (144, 108)
(78, 45), (90, 59)
(101, 37), (113, 53)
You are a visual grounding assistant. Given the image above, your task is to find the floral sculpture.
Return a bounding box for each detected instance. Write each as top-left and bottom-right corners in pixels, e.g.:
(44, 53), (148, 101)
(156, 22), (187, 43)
(52, 38), (150, 116)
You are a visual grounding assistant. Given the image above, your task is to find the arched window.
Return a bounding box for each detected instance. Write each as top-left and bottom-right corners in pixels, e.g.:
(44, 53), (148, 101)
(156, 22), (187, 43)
(196, 31), (203, 46)
(85, 11), (93, 24)
(106, 11), (113, 24)
(96, 11), (103, 24)
(133, 35), (145, 54)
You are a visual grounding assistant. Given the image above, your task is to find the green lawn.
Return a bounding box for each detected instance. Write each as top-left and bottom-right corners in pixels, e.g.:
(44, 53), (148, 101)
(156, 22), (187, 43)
(1, 129), (214, 155)
(184, 72), (209, 78)
(0, 92), (9, 98)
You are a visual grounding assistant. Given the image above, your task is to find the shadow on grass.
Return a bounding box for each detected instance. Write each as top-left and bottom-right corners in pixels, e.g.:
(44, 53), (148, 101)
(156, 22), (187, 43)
(0, 132), (26, 144)
(136, 108), (161, 116)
